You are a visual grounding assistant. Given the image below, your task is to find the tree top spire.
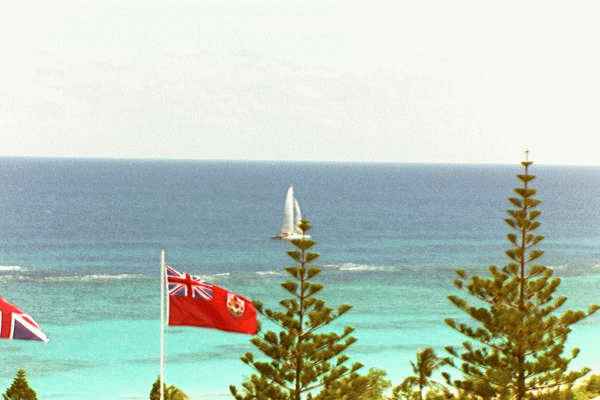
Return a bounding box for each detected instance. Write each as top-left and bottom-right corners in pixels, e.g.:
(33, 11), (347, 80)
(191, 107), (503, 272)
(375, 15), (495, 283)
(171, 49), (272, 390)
(522, 148), (533, 168)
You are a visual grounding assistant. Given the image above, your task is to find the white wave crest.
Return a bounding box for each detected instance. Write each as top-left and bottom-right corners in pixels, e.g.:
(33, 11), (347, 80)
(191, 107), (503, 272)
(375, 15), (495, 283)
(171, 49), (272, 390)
(0, 265), (24, 272)
(42, 274), (145, 282)
(0, 273), (146, 283)
(196, 272), (230, 281)
(80, 274), (144, 282)
(548, 264), (568, 271)
(323, 263), (391, 272)
(0, 275), (18, 282)
(256, 270), (283, 276)
(339, 264), (388, 272)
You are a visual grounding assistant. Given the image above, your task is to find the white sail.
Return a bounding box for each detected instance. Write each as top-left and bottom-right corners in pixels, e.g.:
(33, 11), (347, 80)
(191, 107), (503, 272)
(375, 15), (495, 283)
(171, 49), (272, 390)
(294, 199), (302, 234)
(280, 186), (295, 236)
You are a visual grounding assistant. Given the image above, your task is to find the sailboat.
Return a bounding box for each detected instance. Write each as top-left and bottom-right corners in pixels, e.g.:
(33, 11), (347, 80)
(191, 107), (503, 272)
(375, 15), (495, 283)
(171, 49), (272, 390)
(272, 186), (310, 240)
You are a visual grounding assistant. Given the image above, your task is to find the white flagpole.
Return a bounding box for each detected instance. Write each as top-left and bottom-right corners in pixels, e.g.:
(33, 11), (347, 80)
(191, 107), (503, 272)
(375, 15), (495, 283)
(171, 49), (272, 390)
(160, 249), (166, 400)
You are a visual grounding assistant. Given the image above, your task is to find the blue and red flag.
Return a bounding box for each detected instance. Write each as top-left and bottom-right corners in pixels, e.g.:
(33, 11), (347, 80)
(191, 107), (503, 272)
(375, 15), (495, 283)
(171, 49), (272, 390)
(0, 297), (48, 342)
(166, 265), (258, 335)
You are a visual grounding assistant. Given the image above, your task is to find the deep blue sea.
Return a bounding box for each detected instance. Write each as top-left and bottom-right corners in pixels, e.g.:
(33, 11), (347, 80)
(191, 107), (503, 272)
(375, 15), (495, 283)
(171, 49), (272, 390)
(1, 158), (599, 399)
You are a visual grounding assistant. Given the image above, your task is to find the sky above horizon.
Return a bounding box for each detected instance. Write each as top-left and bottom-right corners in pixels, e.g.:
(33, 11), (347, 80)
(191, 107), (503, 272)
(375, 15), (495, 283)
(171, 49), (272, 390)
(1, 1), (600, 165)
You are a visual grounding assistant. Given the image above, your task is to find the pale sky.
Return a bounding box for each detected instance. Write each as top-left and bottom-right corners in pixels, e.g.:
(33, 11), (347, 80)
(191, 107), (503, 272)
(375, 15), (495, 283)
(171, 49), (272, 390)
(1, 0), (599, 164)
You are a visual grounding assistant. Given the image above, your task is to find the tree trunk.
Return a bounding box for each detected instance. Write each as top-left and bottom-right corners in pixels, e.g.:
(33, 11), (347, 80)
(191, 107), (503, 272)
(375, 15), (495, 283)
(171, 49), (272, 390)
(294, 246), (306, 400)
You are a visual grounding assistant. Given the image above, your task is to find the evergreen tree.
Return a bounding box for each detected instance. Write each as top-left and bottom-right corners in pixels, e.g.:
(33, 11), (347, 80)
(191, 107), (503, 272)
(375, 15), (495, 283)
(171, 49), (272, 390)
(230, 219), (368, 400)
(317, 368), (390, 400)
(444, 158), (599, 399)
(149, 377), (163, 400)
(391, 348), (450, 400)
(149, 377), (188, 400)
(3, 369), (37, 400)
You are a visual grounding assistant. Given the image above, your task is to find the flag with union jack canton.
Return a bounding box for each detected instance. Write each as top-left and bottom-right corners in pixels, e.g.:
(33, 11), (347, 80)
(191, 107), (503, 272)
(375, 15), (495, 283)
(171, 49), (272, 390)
(165, 265), (258, 334)
(0, 297), (48, 343)
(166, 265), (213, 300)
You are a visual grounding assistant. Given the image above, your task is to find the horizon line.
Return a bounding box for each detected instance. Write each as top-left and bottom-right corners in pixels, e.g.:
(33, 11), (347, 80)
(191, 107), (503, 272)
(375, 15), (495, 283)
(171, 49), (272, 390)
(0, 155), (599, 168)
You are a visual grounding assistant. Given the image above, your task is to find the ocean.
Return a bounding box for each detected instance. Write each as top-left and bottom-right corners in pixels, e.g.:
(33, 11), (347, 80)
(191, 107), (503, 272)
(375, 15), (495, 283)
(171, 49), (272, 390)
(1, 158), (599, 399)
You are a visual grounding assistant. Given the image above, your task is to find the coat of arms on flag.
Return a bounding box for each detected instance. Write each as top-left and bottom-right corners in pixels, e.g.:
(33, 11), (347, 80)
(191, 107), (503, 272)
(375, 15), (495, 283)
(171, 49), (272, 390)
(226, 293), (245, 317)
(165, 265), (258, 335)
(0, 297), (49, 343)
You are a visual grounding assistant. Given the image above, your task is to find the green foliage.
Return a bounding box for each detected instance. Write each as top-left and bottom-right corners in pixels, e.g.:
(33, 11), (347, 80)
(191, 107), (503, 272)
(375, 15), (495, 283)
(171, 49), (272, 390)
(150, 377), (163, 400)
(316, 368), (390, 400)
(391, 348), (451, 400)
(230, 219), (370, 400)
(3, 369), (37, 400)
(358, 368), (392, 400)
(575, 374), (600, 399)
(582, 374), (600, 395)
(149, 377), (188, 400)
(444, 160), (600, 400)
(531, 384), (600, 400)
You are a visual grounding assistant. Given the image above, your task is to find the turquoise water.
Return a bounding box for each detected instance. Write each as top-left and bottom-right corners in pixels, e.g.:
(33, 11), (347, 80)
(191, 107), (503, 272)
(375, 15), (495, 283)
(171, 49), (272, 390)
(1, 158), (599, 399)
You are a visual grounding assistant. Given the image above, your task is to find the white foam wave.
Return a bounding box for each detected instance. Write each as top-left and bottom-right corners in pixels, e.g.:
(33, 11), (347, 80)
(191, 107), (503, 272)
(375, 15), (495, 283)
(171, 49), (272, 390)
(80, 274), (144, 282)
(339, 264), (388, 272)
(0, 265), (24, 272)
(548, 264), (568, 271)
(0, 273), (145, 283)
(42, 274), (145, 282)
(196, 273), (230, 281)
(256, 270), (283, 276)
(323, 263), (392, 272)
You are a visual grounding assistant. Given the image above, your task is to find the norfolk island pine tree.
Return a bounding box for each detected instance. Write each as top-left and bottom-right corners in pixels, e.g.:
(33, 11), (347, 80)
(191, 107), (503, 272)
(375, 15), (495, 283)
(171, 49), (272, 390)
(443, 158), (599, 399)
(3, 369), (37, 400)
(230, 219), (382, 400)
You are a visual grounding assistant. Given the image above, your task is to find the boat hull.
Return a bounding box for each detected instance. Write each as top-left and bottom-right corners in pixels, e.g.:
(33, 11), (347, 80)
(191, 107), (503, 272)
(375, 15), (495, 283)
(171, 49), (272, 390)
(271, 234), (311, 241)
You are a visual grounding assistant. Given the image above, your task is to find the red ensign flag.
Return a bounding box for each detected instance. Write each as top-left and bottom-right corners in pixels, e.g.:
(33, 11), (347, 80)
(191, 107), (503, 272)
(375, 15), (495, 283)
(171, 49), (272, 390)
(165, 265), (258, 335)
